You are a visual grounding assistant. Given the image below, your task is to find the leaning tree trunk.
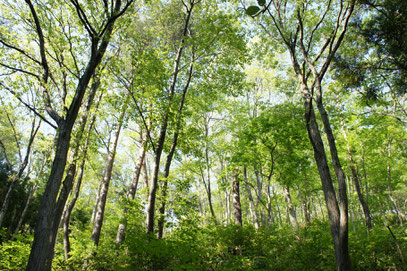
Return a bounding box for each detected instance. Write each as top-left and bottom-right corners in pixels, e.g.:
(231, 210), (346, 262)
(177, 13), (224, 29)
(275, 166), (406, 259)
(336, 97), (371, 230)
(13, 184), (36, 236)
(386, 140), (404, 225)
(91, 100), (127, 246)
(0, 118), (40, 228)
(232, 168), (242, 226)
(302, 89), (351, 270)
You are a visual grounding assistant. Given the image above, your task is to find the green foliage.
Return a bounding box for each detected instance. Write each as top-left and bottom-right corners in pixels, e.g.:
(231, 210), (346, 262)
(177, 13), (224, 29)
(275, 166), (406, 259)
(49, 221), (405, 270)
(0, 230), (32, 270)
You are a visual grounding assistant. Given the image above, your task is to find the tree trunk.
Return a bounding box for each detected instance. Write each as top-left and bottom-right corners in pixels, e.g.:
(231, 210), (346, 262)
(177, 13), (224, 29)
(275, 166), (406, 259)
(232, 168), (242, 226)
(26, 1), (126, 268)
(91, 101), (127, 246)
(63, 90), (100, 259)
(298, 184), (310, 224)
(157, 60), (193, 238)
(253, 164), (266, 227)
(283, 186), (298, 229)
(146, 2), (194, 235)
(0, 118), (40, 228)
(337, 96), (371, 230)
(13, 184), (36, 236)
(116, 124), (148, 243)
(243, 166), (259, 230)
(386, 140), (404, 225)
(303, 91), (351, 270)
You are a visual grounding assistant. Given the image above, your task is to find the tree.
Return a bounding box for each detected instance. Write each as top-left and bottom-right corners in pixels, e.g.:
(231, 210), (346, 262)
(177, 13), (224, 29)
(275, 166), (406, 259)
(245, 0), (355, 269)
(0, 0), (134, 269)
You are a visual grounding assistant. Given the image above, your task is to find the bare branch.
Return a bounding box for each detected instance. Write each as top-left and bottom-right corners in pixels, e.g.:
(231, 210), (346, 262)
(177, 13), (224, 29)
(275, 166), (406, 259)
(0, 63), (40, 80)
(25, 0), (49, 83)
(1, 82), (57, 129)
(0, 38), (41, 65)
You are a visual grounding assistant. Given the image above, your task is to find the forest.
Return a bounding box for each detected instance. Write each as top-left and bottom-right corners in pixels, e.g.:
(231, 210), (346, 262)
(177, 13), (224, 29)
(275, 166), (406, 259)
(0, 0), (406, 270)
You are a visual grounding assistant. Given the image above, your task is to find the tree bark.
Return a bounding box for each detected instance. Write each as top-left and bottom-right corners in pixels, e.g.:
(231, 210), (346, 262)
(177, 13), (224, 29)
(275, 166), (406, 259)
(145, 1), (194, 234)
(243, 166), (259, 230)
(91, 99), (127, 246)
(232, 168), (242, 226)
(0, 118), (40, 228)
(336, 97), (371, 230)
(26, 1), (130, 269)
(116, 124), (148, 243)
(63, 89), (101, 259)
(283, 186), (298, 229)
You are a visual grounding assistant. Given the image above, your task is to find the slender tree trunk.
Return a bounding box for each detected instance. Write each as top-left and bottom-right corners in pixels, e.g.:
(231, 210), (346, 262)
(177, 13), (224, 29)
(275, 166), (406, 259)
(0, 118), (40, 228)
(63, 91), (100, 259)
(225, 190), (230, 224)
(91, 101), (127, 246)
(232, 168), (242, 226)
(243, 166), (259, 230)
(337, 96), (371, 230)
(116, 125), (148, 243)
(386, 141), (404, 225)
(253, 164), (266, 227)
(273, 187), (282, 226)
(203, 120), (217, 221)
(146, 2), (194, 234)
(13, 184), (36, 236)
(157, 60), (193, 238)
(283, 186), (298, 229)
(298, 184), (310, 224)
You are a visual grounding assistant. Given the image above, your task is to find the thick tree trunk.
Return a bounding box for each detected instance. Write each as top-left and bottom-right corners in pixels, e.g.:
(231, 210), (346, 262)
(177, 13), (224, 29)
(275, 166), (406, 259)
(303, 91), (351, 270)
(232, 168), (242, 226)
(91, 103), (127, 246)
(283, 186), (298, 229)
(26, 2), (125, 268)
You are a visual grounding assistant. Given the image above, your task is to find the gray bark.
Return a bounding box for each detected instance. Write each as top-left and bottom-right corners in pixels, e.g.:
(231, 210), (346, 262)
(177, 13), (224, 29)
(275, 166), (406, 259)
(91, 100), (127, 246)
(243, 166), (259, 230)
(232, 168), (242, 226)
(283, 186), (298, 229)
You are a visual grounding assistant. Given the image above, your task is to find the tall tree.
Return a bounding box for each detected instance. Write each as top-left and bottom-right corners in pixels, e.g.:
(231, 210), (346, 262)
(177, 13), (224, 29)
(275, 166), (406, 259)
(0, 1), (134, 269)
(245, 0), (355, 269)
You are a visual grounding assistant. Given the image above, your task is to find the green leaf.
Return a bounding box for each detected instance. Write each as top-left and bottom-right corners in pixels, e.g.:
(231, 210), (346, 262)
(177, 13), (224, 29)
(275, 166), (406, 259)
(246, 6), (260, 16)
(257, 0), (266, 6)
